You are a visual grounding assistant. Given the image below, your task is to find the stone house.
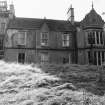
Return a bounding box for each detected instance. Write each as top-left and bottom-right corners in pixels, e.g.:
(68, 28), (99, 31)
(0, 1), (105, 65)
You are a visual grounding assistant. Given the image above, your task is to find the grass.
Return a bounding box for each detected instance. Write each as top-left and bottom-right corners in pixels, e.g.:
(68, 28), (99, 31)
(39, 64), (105, 95)
(0, 61), (104, 105)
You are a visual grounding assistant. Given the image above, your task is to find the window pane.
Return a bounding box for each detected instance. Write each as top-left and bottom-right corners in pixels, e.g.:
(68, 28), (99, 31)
(0, 39), (3, 50)
(63, 57), (69, 64)
(88, 32), (91, 44)
(41, 53), (49, 64)
(62, 34), (69, 47)
(94, 51), (97, 65)
(17, 31), (26, 45)
(96, 31), (99, 44)
(92, 32), (95, 44)
(41, 32), (48, 46)
(102, 51), (104, 63)
(88, 32), (95, 44)
(63, 35), (67, 40)
(98, 52), (101, 65)
(100, 32), (103, 44)
(88, 51), (91, 64)
(1, 23), (5, 33)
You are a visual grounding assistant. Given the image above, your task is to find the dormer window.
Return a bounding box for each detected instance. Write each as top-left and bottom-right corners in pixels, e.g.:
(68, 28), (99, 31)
(40, 32), (49, 46)
(62, 34), (70, 47)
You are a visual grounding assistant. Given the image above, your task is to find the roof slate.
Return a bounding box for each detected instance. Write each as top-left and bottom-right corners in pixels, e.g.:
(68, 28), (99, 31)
(8, 17), (76, 32)
(81, 9), (104, 28)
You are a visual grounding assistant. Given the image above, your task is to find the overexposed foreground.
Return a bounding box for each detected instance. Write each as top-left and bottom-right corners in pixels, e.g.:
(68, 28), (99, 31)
(0, 61), (104, 105)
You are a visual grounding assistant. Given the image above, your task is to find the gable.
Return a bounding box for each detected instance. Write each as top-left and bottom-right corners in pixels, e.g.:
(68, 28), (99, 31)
(40, 22), (50, 32)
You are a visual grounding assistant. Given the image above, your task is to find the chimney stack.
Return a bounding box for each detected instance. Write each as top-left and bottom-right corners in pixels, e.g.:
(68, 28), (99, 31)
(67, 5), (74, 24)
(9, 1), (15, 19)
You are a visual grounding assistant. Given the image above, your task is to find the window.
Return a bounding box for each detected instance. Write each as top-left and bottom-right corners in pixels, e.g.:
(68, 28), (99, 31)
(40, 53), (49, 64)
(0, 1), (7, 11)
(41, 32), (48, 46)
(1, 23), (5, 33)
(96, 31), (99, 44)
(18, 53), (25, 64)
(63, 57), (69, 64)
(100, 32), (103, 44)
(0, 38), (3, 50)
(87, 32), (95, 44)
(88, 32), (91, 44)
(88, 51), (91, 64)
(89, 51), (105, 66)
(93, 51), (97, 65)
(98, 52), (101, 65)
(92, 32), (95, 44)
(87, 31), (104, 45)
(96, 31), (104, 45)
(62, 34), (69, 47)
(102, 51), (105, 63)
(17, 31), (27, 46)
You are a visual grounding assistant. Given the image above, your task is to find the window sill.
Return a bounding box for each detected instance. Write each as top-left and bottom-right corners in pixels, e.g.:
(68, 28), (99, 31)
(87, 44), (104, 46)
(41, 45), (49, 47)
(62, 46), (70, 47)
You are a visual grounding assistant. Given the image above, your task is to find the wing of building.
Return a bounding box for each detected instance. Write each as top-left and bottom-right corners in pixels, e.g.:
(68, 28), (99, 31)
(0, 1), (105, 65)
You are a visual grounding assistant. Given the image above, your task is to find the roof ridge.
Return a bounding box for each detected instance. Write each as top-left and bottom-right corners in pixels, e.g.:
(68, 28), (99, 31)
(14, 17), (72, 22)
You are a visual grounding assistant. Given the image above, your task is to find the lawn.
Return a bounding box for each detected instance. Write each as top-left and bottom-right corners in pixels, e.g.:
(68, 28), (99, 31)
(0, 61), (104, 105)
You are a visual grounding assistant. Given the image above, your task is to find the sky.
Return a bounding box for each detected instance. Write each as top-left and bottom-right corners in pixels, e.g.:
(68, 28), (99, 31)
(6, 0), (105, 21)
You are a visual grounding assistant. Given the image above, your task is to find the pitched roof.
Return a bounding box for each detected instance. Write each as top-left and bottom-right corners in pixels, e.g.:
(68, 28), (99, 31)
(8, 17), (76, 32)
(81, 8), (104, 28)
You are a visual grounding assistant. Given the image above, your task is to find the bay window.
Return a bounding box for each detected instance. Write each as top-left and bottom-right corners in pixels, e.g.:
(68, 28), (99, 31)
(87, 32), (95, 44)
(88, 51), (105, 65)
(87, 31), (104, 45)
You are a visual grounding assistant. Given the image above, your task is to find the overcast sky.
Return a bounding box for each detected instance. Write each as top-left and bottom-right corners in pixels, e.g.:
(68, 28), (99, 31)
(7, 0), (105, 21)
